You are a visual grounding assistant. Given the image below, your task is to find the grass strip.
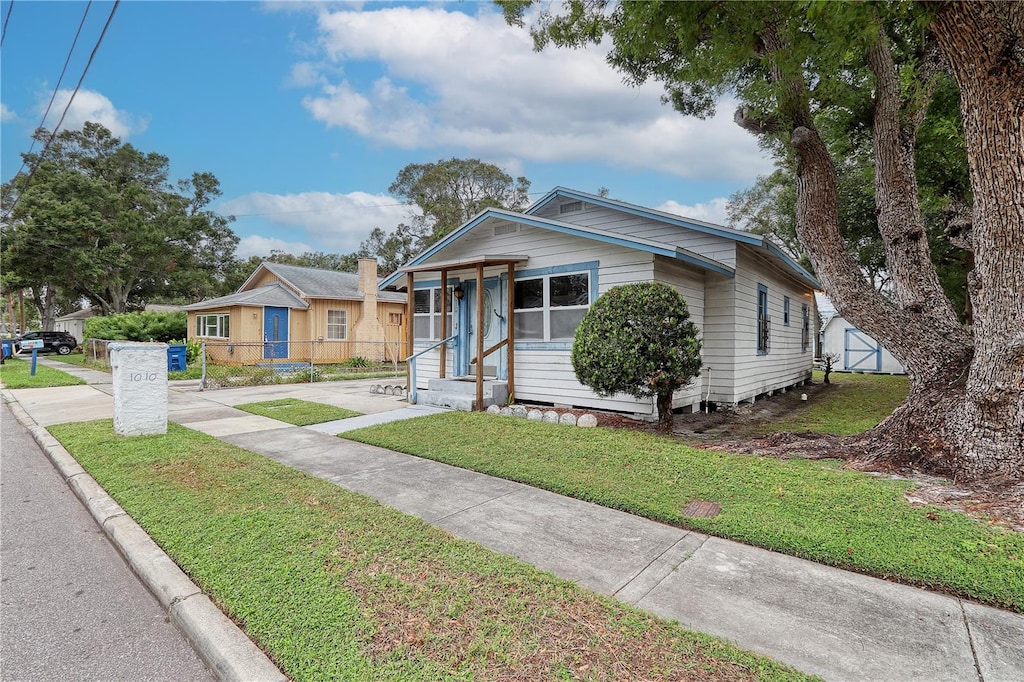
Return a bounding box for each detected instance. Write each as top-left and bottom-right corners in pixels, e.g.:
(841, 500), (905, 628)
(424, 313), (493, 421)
(48, 353), (87, 366)
(345, 413), (1023, 612)
(757, 372), (909, 436)
(0, 357), (86, 388)
(235, 398), (361, 426)
(49, 420), (812, 682)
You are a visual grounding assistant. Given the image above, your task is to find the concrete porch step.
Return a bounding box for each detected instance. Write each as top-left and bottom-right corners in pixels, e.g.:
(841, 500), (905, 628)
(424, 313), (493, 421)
(418, 377), (509, 411)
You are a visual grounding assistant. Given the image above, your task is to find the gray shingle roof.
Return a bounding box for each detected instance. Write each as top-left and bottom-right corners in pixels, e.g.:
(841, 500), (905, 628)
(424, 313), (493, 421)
(259, 262), (405, 303)
(183, 283), (309, 311)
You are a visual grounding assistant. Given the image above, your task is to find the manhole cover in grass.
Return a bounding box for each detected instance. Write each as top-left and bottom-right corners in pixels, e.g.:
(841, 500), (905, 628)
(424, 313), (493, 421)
(682, 500), (721, 518)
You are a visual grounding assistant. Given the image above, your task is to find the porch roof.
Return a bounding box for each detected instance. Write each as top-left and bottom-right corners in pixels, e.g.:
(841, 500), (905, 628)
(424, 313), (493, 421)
(183, 283), (309, 311)
(395, 255), (529, 280)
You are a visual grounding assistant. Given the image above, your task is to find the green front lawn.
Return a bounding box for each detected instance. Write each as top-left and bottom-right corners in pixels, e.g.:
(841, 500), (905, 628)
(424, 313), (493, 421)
(759, 372), (910, 435)
(0, 357), (86, 388)
(49, 420), (812, 682)
(345, 412), (1023, 612)
(235, 398), (361, 426)
(48, 352), (87, 365)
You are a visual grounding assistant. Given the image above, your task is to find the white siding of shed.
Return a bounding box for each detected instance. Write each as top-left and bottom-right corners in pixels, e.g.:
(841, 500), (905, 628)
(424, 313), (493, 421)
(821, 316), (906, 374)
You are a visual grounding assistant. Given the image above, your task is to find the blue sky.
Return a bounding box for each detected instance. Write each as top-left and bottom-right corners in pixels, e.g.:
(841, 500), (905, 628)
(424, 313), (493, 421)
(2, 1), (776, 259)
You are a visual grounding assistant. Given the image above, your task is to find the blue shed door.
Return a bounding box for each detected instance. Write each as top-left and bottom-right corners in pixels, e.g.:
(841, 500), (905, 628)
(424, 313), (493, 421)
(263, 307), (289, 359)
(844, 328), (881, 371)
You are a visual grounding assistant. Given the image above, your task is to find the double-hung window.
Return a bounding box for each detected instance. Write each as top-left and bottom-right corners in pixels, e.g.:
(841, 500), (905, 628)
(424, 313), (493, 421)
(326, 310), (348, 340)
(195, 313), (230, 338)
(413, 287), (454, 340)
(514, 271), (590, 342)
(783, 296), (791, 326)
(801, 303), (810, 353)
(757, 284), (770, 354)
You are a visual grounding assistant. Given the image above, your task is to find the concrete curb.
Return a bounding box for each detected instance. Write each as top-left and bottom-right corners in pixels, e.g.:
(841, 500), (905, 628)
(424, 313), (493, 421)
(2, 390), (286, 682)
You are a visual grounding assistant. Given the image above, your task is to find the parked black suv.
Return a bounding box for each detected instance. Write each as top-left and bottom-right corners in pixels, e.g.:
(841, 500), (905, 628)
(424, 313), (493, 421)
(16, 331), (78, 355)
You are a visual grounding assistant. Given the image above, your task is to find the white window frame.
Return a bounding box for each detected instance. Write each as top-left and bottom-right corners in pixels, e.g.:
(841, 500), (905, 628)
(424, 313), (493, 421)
(413, 286), (454, 341)
(195, 313), (230, 339)
(514, 270), (591, 342)
(326, 309), (348, 340)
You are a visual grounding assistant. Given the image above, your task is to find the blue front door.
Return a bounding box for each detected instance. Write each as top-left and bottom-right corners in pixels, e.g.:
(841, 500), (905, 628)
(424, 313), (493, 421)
(264, 307), (289, 359)
(460, 277), (505, 378)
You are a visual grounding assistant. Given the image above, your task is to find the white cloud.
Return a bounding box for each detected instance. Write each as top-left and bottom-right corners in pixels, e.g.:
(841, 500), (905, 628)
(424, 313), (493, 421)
(219, 190), (414, 254)
(235, 235), (315, 260)
(1, 103), (16, 122)
(299, 5), (772, 181)
(38, 89), (147, 138)
(657, 197), (731, 226)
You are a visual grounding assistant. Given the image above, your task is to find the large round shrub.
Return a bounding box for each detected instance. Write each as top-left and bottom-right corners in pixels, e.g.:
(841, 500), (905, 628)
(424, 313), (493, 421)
(572, 282), (702, 428)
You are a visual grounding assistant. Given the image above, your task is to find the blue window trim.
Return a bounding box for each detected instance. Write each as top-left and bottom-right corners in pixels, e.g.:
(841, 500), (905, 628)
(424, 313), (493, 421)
(783, 296), (791, 326)
(504, 261), (598, 346)
(801, 303), (811, 354)
(757, 283), (769, 355)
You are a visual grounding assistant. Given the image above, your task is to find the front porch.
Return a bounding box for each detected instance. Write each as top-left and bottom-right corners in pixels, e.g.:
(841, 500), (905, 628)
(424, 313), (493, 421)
(400, 256), (528, 411)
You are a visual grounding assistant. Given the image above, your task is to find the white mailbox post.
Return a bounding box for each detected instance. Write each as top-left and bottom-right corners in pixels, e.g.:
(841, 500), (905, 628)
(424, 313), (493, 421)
(109, 342), (168, 436)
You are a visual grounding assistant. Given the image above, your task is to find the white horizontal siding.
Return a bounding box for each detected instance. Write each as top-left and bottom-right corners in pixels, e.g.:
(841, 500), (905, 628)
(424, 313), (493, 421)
(513, 349), (656, 416)
(728, 246), (815, 402)
(412, 345), (455, 390)
(532, 201), (738, 268)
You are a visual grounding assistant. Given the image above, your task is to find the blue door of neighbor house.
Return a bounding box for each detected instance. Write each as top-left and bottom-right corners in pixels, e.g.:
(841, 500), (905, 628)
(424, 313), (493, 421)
(264, 307), (289, 359)
(459, 277), (505, 378)
(844, 328), (881, 371)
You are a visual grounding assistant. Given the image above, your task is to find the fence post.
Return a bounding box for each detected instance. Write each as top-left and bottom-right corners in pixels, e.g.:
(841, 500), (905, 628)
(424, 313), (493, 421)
(310, 340), (315, 383)
(200, 342), (207, 391)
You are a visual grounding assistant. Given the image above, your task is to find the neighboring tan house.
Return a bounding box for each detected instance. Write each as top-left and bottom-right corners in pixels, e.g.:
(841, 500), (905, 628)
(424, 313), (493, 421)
(380, 186), (821, 416)
(185, 259), (407, 365)
(821, 314), (906, 374)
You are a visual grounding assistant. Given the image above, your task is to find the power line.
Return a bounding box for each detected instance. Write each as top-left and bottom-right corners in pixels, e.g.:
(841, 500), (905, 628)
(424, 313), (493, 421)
(2, 0), (119, 222)
(7, 1), (93, 184)
(1, 1), (13, 47)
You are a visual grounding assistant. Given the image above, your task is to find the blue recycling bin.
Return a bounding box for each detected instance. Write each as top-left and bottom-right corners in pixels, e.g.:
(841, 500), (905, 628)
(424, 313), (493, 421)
(1, 340), (13, 360)
(167, 344), (187, 372)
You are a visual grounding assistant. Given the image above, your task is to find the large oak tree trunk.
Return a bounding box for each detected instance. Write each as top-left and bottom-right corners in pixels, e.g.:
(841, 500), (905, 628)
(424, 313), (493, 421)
(933, 3), (1024, 480)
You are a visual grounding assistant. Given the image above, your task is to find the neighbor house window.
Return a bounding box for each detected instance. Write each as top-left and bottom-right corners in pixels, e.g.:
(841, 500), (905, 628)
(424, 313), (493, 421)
(195, 313), (230, 339)
(413, 287), (454, 340)
(514, 271), (590, 342)
(327, 310), (348, 340)
(801, 303), (810, 353)
(757, 284), (770, 354)
(388, 312), (403, 325)
(783, 296), (791, 326)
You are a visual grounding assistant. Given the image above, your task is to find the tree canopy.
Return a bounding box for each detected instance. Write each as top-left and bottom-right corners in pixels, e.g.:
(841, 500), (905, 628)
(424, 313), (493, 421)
(1, 123), (238, 318)
(504, 1), (1024, 481)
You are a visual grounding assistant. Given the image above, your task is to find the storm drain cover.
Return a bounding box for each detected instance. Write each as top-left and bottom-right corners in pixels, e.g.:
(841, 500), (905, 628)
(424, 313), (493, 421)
(682, 500), (721, 518)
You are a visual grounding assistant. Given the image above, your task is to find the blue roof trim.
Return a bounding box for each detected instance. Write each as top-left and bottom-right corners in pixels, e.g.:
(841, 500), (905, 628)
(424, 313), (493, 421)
(379, 207), (735, 288)
(527, 187), (820, 288)
(763, 242), (821, 289)
(526, 187), (761, 246)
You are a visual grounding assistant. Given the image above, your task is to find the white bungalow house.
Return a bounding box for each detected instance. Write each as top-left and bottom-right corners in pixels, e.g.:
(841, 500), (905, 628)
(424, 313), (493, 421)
(380, 187), (820, 417)
(820, 314), (906, 374)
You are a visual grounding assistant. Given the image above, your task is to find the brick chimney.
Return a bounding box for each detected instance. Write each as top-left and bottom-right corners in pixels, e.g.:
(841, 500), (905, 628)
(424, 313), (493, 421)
(352, 258), (386, 359)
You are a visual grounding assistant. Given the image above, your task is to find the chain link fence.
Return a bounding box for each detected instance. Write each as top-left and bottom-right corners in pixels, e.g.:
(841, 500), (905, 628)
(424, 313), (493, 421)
(83, 338), (406, 390)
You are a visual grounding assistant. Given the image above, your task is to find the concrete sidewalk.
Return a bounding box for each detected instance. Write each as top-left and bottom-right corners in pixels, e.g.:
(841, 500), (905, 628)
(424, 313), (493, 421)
(6, 366), (1024, 681)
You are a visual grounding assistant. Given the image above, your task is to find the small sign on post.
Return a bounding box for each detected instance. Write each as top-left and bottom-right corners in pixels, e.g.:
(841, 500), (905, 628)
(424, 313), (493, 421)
(20, 339), (44, 376)
(109, 342), (168, 436)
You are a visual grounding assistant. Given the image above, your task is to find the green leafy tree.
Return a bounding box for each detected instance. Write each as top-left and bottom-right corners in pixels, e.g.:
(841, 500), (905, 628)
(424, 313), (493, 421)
(503, 1), (1024, 482)
(2, 123), (238, 314)
(572, 282), (701, 430)
(84, 311), (187, 342)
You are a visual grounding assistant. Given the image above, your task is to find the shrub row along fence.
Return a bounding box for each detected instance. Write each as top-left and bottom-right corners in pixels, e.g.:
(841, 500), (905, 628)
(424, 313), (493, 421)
(83, 338), (405, 390)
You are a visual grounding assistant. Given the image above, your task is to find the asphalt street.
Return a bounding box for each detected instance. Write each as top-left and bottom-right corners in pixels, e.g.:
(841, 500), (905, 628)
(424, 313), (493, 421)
(0, 401), (213, 681)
